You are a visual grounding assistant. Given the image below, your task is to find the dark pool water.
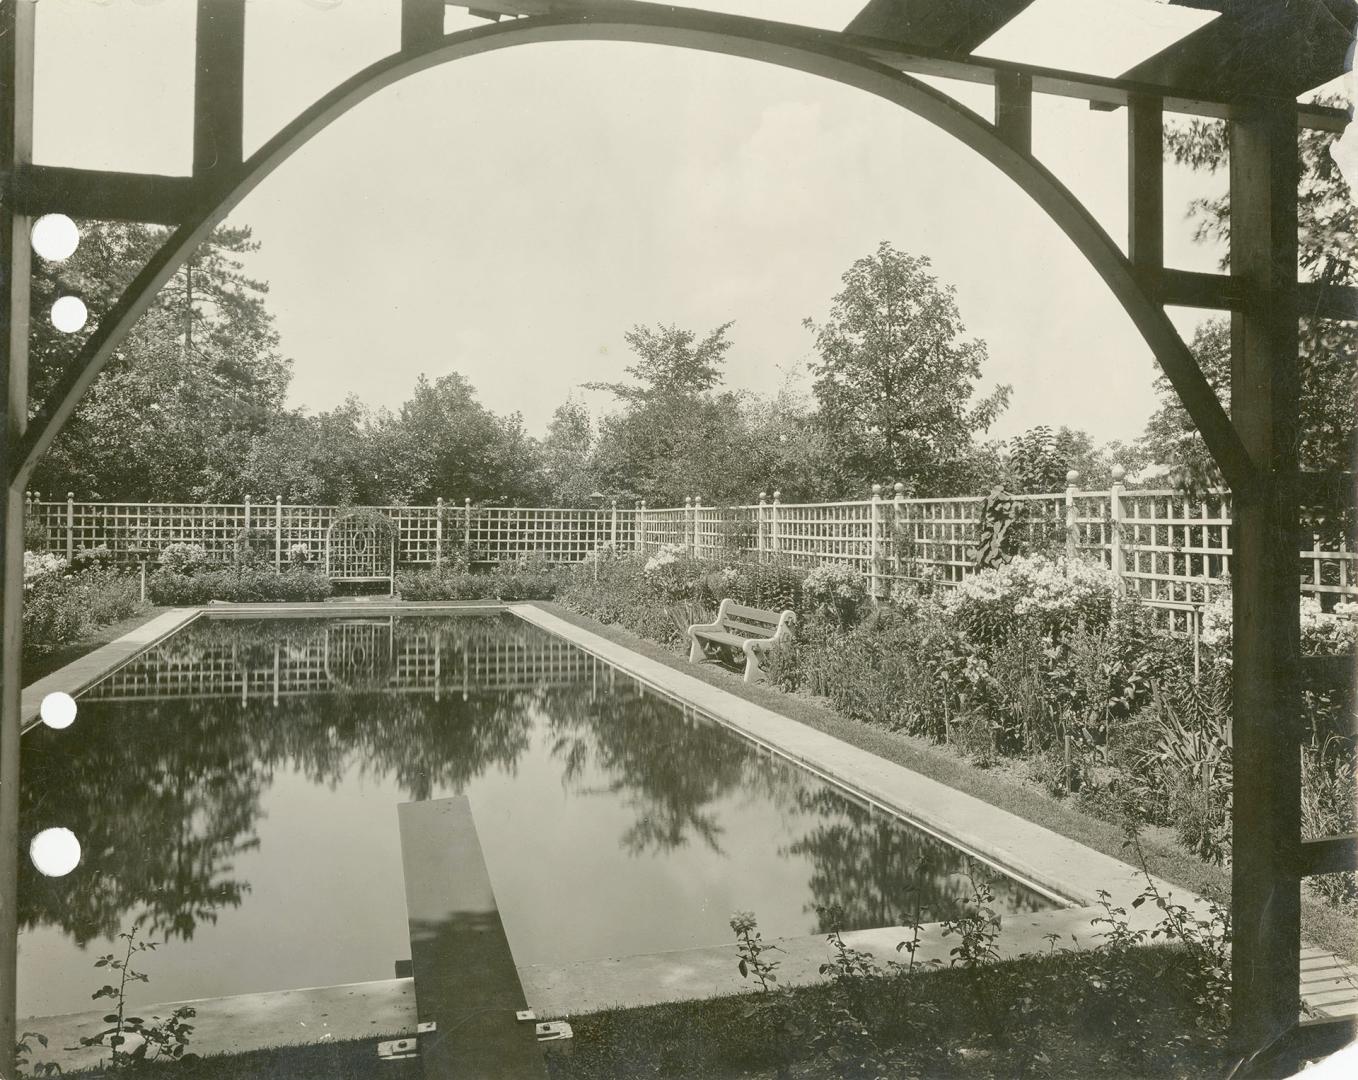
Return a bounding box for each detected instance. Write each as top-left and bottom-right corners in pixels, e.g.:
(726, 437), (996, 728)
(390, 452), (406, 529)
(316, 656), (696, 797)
(18, 613), (1055, 1017)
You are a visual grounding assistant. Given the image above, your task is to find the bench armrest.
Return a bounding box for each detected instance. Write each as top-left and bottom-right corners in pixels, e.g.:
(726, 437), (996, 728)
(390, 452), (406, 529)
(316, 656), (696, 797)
(688, 598), (733, 638)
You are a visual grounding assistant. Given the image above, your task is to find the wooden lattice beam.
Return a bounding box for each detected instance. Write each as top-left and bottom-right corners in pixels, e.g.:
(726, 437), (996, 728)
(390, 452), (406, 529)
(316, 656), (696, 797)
(1119, 0), (1356, 100)
(846, 0), (1038, 53)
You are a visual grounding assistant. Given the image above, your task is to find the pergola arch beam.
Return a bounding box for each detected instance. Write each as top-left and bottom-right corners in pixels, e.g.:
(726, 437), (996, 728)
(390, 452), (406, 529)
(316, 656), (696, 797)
(9, 7), (1255, 494)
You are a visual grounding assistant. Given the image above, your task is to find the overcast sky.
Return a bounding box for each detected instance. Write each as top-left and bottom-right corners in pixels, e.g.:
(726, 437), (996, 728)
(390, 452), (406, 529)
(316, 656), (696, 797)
(28, 0), (1339, 451)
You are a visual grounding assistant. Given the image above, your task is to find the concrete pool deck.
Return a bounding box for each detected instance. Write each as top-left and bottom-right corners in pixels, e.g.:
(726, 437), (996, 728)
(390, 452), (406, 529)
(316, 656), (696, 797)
(15, 597), (1357, 1066)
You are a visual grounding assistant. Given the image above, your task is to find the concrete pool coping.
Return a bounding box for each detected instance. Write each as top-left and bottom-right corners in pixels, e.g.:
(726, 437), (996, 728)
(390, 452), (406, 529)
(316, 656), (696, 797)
(17, 598), (1357, 1049)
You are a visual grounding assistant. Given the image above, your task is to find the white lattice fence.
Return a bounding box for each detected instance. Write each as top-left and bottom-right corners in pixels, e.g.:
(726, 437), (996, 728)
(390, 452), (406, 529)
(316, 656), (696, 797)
(22, 488), (1357, 609)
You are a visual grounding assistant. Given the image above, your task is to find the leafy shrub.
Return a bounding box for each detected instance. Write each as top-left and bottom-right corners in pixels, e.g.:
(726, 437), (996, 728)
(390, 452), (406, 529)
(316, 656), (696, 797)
(158, 542), (208, 575)
(802, 563), (870, 629)
(68, 544), (116, 574)
(22, 573), (87, 650)
(23, 515), (49, 551)
(23, 567), (142, 655)
(149, 566), (331, 604)
(399, 558), (565, 601)
(723, 558), (806, 615)
(234, 527), (275, 567)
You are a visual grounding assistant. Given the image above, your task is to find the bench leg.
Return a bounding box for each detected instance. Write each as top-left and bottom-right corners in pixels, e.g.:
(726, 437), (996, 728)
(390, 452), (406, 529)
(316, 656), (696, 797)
(689, 636), (705, 664)
(743, 648), (764, 684)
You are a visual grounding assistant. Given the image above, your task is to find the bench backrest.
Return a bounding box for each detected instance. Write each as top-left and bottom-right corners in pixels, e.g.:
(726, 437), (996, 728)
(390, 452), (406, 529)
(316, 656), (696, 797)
(719, 600), (794, 637)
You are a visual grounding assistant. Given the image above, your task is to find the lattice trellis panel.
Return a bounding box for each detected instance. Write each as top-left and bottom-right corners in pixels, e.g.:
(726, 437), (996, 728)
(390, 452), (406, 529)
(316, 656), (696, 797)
(21, 491), (1357, 609)
(775, 501), (874, 572)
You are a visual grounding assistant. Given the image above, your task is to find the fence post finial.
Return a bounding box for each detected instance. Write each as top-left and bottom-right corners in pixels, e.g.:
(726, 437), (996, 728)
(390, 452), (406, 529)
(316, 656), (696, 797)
(770, 491), (781, 558)
(275, 495), (283, 572)
(463, 498), (472, 562)
(66, 492), (74, 560)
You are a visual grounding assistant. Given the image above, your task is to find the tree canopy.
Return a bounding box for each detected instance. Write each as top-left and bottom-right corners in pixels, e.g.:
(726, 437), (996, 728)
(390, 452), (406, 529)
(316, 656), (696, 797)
(804, 241), (1010, 496)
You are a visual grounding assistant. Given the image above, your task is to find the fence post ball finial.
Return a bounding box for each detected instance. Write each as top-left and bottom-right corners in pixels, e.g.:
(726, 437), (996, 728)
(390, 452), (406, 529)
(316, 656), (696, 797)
(894, 482), (905, 495)
(1066, 470), (1080, 485)
(464, 497), (471, 506)
(773, 491), (781, 501)
(759, 492), (768, 502)
(872, 483), (882, 496)
(1111, 465), (1126, 483)
(685, 496), (692, 506)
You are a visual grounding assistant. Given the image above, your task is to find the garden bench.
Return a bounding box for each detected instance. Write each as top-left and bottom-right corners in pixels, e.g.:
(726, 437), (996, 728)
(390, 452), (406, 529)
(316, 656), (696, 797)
(687, 599), (796, 684)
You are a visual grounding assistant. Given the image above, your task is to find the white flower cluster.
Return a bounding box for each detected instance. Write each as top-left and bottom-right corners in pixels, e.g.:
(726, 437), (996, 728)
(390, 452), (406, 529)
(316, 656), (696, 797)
(288, 542), (310, 564)
(23, 551), (67, 587)
(643, 543), (685, 576)
(944, 553), (1119, 619)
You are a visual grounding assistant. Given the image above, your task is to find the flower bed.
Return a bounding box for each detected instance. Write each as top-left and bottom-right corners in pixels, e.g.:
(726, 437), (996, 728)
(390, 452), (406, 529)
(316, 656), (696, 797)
(558, 548), (1358, 913)
(23, 548), (143, 657)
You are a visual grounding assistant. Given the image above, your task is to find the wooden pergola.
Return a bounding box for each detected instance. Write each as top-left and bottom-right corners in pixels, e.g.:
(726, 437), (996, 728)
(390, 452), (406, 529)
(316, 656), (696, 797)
(1, 1), (1354, 1075)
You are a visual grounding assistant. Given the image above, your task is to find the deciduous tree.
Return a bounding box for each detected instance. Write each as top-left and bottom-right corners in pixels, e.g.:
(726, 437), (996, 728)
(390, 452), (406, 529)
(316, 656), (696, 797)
(804, 242), (1010, 495)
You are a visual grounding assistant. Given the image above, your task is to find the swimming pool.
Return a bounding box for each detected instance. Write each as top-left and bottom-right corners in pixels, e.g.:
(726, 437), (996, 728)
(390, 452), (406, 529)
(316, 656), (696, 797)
(18, 612), (1057, 1019)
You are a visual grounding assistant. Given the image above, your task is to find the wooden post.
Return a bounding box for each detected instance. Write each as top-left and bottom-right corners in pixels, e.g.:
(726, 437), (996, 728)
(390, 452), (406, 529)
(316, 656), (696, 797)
(435, 497), (443, 569)
(869, 484), (883, 600)
(1065, 470), (1080, 569)
(771, 492), (781, 557)
(0, 4), (36, 1067)
(1228, 100), (1302, 1061)
(1127, 95), (1164, 271)
(684, 497), (694, 556)
(274, 495), (283, 571)
(610, 499), (618, 549)
(1109, 466), (1125, 591)
(893, 482), (907, 579)
(993, 69), (1033, 152)
(193, 0), (245, 178)
(638, 500), (647, 552)
(243, 493), (251, 531)
(758, 492), (768, 562)
(65, 491), (74, 559)
(463, 498), (472, 563)
(693, 496), (702, 559)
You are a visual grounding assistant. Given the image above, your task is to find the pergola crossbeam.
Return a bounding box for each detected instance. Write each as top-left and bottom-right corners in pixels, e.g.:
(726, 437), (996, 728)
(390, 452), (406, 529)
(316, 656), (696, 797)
(14, 166), (195, 227)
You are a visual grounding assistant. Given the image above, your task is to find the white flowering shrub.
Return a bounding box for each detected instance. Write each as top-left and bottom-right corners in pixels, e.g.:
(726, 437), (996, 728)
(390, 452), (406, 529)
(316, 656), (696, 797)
(23, 550), (67, 587)
(288, 542), (310, 566)
(159, 542), (209, 575)
(944, 553), (1122, 645)
(643, 543), (684, 576)
(803, 562), (869, 628)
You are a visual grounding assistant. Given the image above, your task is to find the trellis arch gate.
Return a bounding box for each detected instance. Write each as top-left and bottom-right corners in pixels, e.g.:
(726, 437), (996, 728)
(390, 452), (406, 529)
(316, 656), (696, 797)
(1, 1), (1354, 1074)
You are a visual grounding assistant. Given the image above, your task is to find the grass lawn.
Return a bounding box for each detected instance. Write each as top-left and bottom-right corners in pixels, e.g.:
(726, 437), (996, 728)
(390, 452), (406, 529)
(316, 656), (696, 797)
(537, 603), (1358, 964)
(22, 604), (167, 685)
(52, 1036), (421, 1079)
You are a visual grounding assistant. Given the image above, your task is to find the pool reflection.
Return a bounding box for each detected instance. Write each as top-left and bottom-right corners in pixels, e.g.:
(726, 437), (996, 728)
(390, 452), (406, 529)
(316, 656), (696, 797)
(18, 614), (1054, 1017)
